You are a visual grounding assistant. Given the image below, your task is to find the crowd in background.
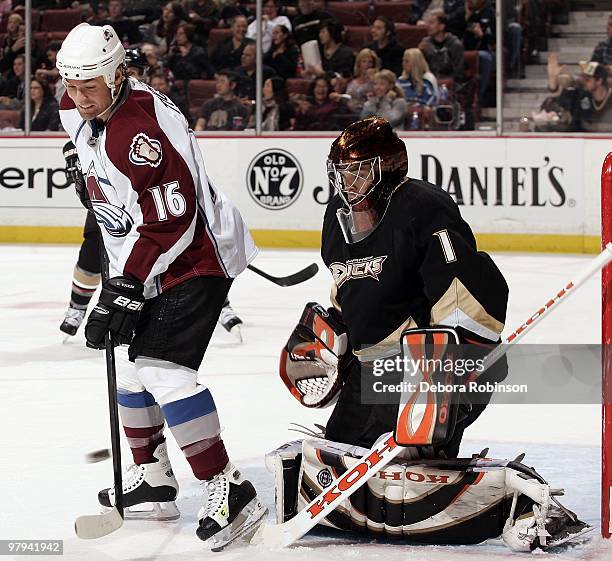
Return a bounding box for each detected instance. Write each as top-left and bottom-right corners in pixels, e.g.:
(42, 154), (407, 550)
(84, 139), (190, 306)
(533, 13), (612, 133)
(0, 0), (609, 132)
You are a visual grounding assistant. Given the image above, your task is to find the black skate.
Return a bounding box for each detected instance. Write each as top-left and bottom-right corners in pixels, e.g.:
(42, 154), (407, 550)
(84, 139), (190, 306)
(503, 503), (592, 551)
(60, 307), (85, 337)
(196, 463), (266, 551)
(218, 302), (243, 342)
(98, 440), (180, 521)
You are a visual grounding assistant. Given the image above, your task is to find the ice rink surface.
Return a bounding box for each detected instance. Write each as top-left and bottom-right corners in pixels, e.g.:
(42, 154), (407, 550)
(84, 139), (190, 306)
(0, 244), (610, 560)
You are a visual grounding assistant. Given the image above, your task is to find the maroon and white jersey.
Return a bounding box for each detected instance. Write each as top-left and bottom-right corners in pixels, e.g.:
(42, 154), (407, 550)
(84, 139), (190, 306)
(60, 78), (257, 298)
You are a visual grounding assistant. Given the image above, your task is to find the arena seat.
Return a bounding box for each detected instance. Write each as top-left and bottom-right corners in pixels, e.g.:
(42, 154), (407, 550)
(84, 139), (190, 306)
(188, 79), (217, 116)
(344, 26), (372, 52)
(0, 110), (20, 129)
(371, 1), (413, 23)
(40, 9), (82, 32)
(328, 1), (370, 26)
(208, 28), (232, 56)
(286, 78), (311, 96)
(395, 24), (428, 48)
(11, 7), (41, 31)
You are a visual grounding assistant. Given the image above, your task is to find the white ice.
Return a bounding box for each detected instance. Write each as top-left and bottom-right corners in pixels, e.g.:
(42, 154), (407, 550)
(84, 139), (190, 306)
(0, 245), (609, 560)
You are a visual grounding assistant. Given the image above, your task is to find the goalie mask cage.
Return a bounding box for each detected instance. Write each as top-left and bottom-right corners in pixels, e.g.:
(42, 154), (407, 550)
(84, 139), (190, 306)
(603, 151), (612, 539)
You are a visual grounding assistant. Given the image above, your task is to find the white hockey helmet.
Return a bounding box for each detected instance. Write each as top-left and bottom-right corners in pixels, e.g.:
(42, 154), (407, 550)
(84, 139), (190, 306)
(56, 23), (126, 97)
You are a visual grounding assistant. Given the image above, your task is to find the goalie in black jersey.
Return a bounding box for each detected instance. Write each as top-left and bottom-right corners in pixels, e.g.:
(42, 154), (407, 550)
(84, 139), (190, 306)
(267, 117), (590, 551)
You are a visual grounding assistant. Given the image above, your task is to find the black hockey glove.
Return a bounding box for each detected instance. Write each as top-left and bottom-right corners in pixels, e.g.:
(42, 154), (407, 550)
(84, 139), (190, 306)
(62, 141), (91, 210)
(85, 276), (145, 349)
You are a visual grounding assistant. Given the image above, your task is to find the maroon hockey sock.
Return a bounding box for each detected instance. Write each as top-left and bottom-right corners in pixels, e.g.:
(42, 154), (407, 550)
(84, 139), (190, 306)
(184, 439), (229, 480)
(124, 425), (165, 464)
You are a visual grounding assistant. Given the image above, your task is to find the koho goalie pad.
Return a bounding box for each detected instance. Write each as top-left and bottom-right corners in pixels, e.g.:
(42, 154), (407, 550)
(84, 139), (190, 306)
(280, 302), (348, 408)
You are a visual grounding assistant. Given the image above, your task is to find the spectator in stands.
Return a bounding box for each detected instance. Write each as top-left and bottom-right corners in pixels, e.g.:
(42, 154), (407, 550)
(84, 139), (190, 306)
(247, 0), (292, 54)
(590, 14), (612, 74)
(502, 0), (523, 79)
(294, 75), (351, 130)
(462, 0), (494, 103)
(184, 0), (219, 45)
(345, 47), (379, 113)
(361, 69), (407, 130)
(156, 1), (190, 54)
(125, 47), (150, 81)
(35, 41), (63, 104)
(580, 61), (612, 132)
(0, 53), (25, 110)
(366, 16), (405, 78)
(409, 0), (465, 38)
(141, 42), (167, 77)
(263, 25), (299, 79)
(420, 10), (464, 82)
(303, 20), (354, 79)
(103, 0), (142, 45)
(233, 42), (276, 100)
(18, 77), (60, 131)
(166, 22), (214, 79)
(194, 69), (250, 130)
(0, 13), (24, 74)
(150, 70), (192, 124)
(262, 76), (296, 130)
(0, 0), (12, 19)
(218, 0), (252, 28)
(533, 55), (579, 132)
(212, 15), (250, 71)
(292, 0), (334, 46)
(122, 0), (164, 24)
(397, 48), (438, 106)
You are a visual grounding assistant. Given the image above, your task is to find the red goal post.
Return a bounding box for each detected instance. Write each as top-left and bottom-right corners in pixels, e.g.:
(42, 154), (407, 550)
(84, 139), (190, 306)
(603, 151), (612, 539)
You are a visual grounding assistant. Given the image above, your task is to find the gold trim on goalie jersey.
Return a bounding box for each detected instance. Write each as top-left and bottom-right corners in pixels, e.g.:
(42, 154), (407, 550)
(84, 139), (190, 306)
(430, 277), (505, 341)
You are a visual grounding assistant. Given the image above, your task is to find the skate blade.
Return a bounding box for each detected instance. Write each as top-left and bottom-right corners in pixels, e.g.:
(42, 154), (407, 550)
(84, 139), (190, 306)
(546, 525), (594, 549)
(208, 498), (267, 552)
(229, 325), (243, 344)
(102, 501), (180, 521)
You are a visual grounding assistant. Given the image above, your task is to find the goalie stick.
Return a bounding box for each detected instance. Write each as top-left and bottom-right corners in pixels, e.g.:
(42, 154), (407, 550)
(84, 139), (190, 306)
(247, 263), (319, 287)
(74, 227), (124, 539)
(251, 242), (612, 548)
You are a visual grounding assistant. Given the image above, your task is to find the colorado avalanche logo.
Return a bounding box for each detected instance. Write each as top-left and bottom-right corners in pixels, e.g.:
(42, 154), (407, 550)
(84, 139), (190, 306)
(86, 162), (134, 238)
(129, 133), (162, 168)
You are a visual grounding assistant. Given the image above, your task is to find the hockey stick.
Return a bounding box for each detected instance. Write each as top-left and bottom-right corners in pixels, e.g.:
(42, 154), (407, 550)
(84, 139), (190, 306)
(251, 242), (612, 547)
(75, 227), (124, 539)
(247, 263), (319, 287)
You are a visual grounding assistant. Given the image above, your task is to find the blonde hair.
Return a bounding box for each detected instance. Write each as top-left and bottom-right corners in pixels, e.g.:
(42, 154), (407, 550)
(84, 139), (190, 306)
(353, 48), (380, 78)
(400, 48), (431, 94)
(374, 69), (404, 98)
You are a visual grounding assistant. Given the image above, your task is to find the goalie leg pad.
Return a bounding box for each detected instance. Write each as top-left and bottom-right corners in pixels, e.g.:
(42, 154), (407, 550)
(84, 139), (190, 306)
(273, 437), (590, 547)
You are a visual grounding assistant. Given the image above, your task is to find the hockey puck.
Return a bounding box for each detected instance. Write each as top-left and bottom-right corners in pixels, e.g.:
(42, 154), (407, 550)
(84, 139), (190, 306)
(85, 449), (111, 463)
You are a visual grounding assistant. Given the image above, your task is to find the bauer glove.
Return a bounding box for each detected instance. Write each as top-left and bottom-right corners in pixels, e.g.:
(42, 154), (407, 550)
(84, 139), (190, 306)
(85, 276), (145, 349)
(62, 141), (91, 210)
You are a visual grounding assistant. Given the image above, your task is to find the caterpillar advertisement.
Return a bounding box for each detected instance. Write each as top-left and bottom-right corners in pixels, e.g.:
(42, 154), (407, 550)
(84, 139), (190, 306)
(0, 135), (606, 251)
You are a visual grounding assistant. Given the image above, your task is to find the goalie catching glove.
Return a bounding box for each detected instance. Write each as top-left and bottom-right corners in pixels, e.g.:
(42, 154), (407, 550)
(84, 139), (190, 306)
(280, 302), (349, 408)
(85, 276), (145, 348)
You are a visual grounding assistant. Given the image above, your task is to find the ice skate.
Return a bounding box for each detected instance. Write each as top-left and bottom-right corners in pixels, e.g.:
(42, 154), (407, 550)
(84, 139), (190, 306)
(218, 302), (243, 343)
(60, 306), (85, 338)
(196, 463), (266, 551)
(98, 440), (180, 521)
(502, 503), (592, 551)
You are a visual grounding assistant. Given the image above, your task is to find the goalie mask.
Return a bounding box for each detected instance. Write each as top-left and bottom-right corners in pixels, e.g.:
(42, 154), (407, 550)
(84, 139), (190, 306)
(327, 117), (408, 244)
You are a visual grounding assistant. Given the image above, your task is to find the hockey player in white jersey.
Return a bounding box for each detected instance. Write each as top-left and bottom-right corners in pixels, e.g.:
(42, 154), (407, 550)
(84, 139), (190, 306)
(56, 23), (265, 549)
